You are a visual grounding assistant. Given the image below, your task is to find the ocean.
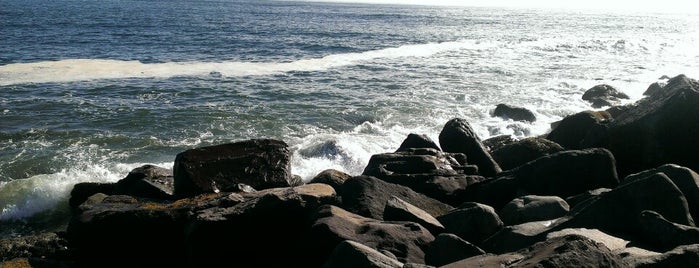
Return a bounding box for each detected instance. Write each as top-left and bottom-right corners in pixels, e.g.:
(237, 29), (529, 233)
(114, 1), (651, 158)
(1, 0), (698, 237)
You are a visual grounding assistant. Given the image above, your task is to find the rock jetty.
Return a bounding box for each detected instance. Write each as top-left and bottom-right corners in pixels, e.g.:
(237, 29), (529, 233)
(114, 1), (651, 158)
(2, 74), (699, 267)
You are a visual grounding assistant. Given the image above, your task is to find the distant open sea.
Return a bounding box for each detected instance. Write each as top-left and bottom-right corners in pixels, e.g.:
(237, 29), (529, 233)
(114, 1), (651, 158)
(1, 0), (698, 237)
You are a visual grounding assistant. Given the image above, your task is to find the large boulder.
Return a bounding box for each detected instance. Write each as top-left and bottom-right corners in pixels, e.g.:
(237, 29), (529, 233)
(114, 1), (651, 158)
(546, 110), (612, 150)
(68, 182), (116, 211)
(445, 235), (625, 268)
(173, 139), (293, 198)
(0, 232), (71, 264)
(67, 194), (202, 266)
(482, 172), (694, 254)
(482, 135), (516, 153)
(396, 133), (441, 152)
(642, 81), (667, 97)
(322, 240), (403, 268)
(638, 210), (699, 251)
(499, 195), (570, 226)
(309, 169), (352, 194)
(493, 104), (537, 122)
(491, 137), (564, 171)
(605, 74), (699, 177)
(623, 164), (699, 221)
(554, 173), (694, 245)
(383, 196), (445, 235)
(340, 176), (453, 220)
(439, 118), (502, 177)
(436, 202), (504, 244)
(425, 233), (485, 266)
(458, 148), (618, 210)
(114, 164), (174, 200)
(630, 244), (699, 268)
(582, 84), (630, 108)
(361, 148), (482, 205)
(308, 205), (435, 266)
(185, 184), (337, 267)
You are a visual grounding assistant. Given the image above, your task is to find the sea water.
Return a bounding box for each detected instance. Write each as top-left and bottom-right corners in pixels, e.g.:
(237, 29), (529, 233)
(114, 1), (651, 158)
(1, 0), (698, 237)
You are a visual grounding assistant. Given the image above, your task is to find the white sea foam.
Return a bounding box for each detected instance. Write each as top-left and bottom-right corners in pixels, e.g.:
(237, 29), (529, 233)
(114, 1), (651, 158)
(0, 40), (493, 86)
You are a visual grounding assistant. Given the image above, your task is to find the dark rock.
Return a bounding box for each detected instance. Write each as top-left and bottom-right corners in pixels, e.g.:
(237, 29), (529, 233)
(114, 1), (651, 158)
(173, 139), (293, 198)
(511, 234), (626, 268)
(436, 202), (503, 244)
(396, 133), (441, 152)
(361, 149), (483, 205)
(546, 110), (612, 150)
(480, 219), (555, 254)
(439, 118), (502, 177)
(425, 233), (485, 266)
(582, 84), (630, 107)
(605, 74), (699, 177)
(501, 148), (618, 199)
(0, 232), (70, 262)
(638, 210), (699, 251)
(441, 252), (524, 268)
(491, 137), (564, 171)
(482, 135), (516, 153)
(114, 164), (174, 200)
(493, 104), (537, 122)
(68, 182), (116, 212)
(321, 240), (403, 268)
(308, 205), (435, 266)
(309, 169), (352, 194)
(623, 164), (699, 221)
(402, 263), (436, 268)
(290, 174), (305, 187)
(631, 244), (699, 268)
(606, 104), (633, 118)
(565, 188), (612, 209)
(340, 176), (453, 220)
(384, 196), (445, 235)
(591, 98), (615, 108)
(459, 148), (618, 210)
(448, 235), (625, 267)
(185, 184), (337, 267)
(67, 193), (211, 267)
(642, 81), (667, 97)
(555, 173), (694, 244)
(499, 195), (570, 226)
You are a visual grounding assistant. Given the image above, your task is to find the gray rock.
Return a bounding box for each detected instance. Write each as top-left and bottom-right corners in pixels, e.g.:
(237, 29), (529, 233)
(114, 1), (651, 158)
(605, 74), (699, 177)
(459, 148), (618, 211)
(322, 240), (403, 268)
(546, 110), (612, 150)
(396, 133), (441, 152)
(114, 164), (174, 200)
(309, 205), (435, 266)
(425, 233), (485, 266)
(499, 195), (570, 226)
(491, 137), (564, 171)
(384, 196), (445, 235)
(436, 202), (503, 244)
(630, 244), (699, 268)
(642, 81), (667, 97)
(173, 139), (293, 198)
(340, 176), (453, 220)
(439, 118), (502, 177)
(309, 169), (352, 194)
(623, 164), (699, 222)
(493, 104), (537, 122)
(638, 210), (699, 251)
(362, 149), (483, 205)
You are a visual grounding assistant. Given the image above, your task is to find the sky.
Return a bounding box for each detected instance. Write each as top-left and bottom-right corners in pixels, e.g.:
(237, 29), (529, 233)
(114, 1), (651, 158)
(304, 0), (699, 13)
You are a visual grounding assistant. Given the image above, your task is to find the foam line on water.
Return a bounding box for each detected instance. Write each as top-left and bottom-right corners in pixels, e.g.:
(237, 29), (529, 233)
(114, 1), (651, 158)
(0, 40), (491, 86)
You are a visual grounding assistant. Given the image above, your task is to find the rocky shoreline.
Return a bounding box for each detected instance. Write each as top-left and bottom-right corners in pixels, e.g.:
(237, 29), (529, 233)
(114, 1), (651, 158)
(2, 74), (699, 267)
